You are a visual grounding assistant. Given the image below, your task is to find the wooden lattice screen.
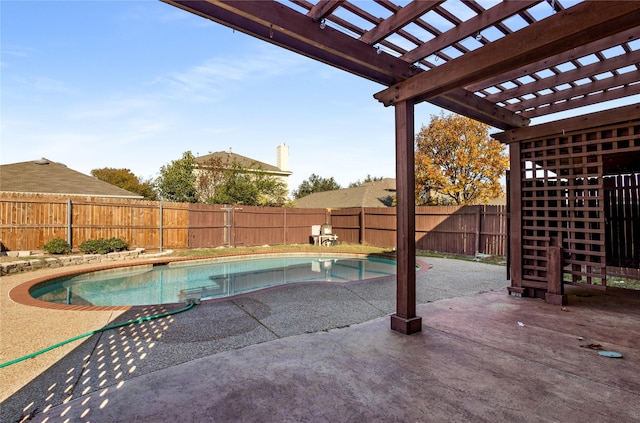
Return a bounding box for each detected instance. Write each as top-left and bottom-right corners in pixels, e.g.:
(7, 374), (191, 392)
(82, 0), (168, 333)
(515, 120), (640, 293)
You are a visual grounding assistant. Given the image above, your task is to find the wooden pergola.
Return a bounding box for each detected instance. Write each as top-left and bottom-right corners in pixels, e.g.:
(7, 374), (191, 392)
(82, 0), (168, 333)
(163, 0), (640, 334)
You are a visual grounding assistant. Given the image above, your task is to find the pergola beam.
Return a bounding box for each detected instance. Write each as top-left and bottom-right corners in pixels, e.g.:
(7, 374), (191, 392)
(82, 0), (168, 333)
(493, 102), (640, 143)
(428, 89), (530, 128)
(519, 83), (640, 119)
(483, 49), (640, 104)
(374, 1), (640, 106)
(505, 71), (640, 112)
(163, 0), (527, 130)
(465, 27), (640, 93)
(164, 0), (416, 85)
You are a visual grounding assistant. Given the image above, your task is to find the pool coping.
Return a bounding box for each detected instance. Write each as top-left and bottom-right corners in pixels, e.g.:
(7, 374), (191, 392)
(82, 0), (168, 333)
(10, 252), (427, 311)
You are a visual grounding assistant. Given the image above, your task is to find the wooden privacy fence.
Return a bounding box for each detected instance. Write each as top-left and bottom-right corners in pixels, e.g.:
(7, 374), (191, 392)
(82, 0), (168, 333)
(331, 205), (507, 256)
(604, 173), (640, 274)
(0, 193), (189, 251)
(1, 193), (507, 256)
(188, 204), (330, 248)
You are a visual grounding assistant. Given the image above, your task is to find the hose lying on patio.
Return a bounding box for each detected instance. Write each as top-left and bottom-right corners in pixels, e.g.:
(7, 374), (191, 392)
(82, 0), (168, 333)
(0, 300), (198, 369)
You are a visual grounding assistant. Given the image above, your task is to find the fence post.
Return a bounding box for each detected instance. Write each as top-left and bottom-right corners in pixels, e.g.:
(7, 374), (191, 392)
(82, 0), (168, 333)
(475, 206), (482, 255)
(159, 203), (163, 252)
(360, 208), (365, 244)
(67, 198), (73, 248)
(283, 208), (287, 245)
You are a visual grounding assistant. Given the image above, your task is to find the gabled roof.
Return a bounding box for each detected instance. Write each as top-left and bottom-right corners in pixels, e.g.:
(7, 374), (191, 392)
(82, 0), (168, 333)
(0, 158), (143, 199)
(195, 151), (291, 176)
(295, 178), (395, 209)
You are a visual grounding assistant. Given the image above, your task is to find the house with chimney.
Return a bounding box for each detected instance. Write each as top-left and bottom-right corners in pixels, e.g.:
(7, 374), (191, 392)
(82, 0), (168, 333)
(194, 143), (292, 200)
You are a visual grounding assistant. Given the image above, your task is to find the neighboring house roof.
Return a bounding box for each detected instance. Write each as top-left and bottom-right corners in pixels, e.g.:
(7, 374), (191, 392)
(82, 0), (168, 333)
(485, 196), (507, 206)
(195, 150), (291, 176)
(294, 178), (396, 209)
(0, 158), (143, 199)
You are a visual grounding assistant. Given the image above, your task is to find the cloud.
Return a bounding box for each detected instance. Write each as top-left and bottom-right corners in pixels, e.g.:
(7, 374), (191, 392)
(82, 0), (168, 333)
(150, 45), (309, 101)
(69, 96), (160, 120)
(119, 2), (215, 26)
(0, 45), (32, 66)
(8, 75), (78, 95)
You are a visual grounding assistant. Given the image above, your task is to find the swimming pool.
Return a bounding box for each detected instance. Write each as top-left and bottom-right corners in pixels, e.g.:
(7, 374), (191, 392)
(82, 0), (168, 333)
(29, 254), (397, 306)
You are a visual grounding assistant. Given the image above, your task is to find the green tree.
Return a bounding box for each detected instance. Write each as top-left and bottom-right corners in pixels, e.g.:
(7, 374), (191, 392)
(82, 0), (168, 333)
(348, 175), (384, 188)
(156, 151), (198, 203)
(195, 155), (230, 202)
(415, 112), (508, 205)
(210, 161), (289, 207)
(91, 167), (157, 200)
(292, 174), (341, 199)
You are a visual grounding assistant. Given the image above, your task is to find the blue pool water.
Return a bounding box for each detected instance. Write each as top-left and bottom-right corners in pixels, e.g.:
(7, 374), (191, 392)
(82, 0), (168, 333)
(31, 255), (397, 306)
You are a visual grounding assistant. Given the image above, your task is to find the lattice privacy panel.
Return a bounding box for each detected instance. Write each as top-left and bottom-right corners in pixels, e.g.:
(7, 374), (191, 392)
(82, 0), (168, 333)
(518, 121), (640, 289)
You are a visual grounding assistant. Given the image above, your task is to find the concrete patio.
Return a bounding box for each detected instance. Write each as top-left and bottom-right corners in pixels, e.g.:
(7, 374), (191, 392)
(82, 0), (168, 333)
(1, 257), (639, 422)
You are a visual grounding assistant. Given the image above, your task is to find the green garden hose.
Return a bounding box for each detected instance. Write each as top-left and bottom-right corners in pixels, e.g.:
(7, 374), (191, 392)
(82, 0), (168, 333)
(0, 301), (196, 369)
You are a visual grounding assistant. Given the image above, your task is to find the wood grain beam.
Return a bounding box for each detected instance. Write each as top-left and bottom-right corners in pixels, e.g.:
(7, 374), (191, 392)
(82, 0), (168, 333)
(401, 0), (540, 64)
(505, 71), (640, 112)
(307, 0), (343, 21)
(430, 90), (530, 128)
(483, 48), (640, 103)
(164, 0), (418, 85)
(374, 1), (640, 106)
(163, 0), (527, 129)
(466, 27), (640, 92)
(519, 82), (640, 119)
(493, 103), (640, 143)
(360, 1), (443, 45)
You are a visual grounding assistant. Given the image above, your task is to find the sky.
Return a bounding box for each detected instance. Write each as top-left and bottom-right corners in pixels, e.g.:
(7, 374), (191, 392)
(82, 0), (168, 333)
(1, 0), (444, 193)
(2, 1), (637, 195)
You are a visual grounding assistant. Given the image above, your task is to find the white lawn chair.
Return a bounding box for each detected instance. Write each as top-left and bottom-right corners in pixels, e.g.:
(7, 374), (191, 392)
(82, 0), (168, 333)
(311, 224), (338, 246)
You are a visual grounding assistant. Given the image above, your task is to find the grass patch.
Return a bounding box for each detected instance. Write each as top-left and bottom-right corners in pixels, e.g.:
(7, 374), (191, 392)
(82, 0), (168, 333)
(169, 243), (393, 258)
(607, 277), (640, 290)
(170, 245), (507, 266)
(416, 250), (506, 266)
(563, 274), (640, 290)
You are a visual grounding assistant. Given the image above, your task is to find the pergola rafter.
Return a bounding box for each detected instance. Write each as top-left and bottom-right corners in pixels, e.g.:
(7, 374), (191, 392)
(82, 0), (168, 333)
(400, 0), (540, 64)
(373, 1), (640, 107)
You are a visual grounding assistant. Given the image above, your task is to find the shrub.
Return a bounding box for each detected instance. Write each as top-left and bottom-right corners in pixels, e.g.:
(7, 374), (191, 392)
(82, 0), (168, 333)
(78, 238), (129, 254)
(43, 238), (71, 255)
(79, 239), (108, 254)
(107, 237), (129, 252)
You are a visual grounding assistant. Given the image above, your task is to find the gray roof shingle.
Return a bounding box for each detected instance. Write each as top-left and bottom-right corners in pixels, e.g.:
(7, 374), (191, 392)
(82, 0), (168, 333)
(294, 178), (395, 209)
(195, 151), (290, 175)
(0, 158), (143, 198)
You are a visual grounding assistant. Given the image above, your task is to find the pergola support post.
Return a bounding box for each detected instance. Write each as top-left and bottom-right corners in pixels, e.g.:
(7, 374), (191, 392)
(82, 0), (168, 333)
(390, 99), (422, 335)
(507, 142), (524, 297)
